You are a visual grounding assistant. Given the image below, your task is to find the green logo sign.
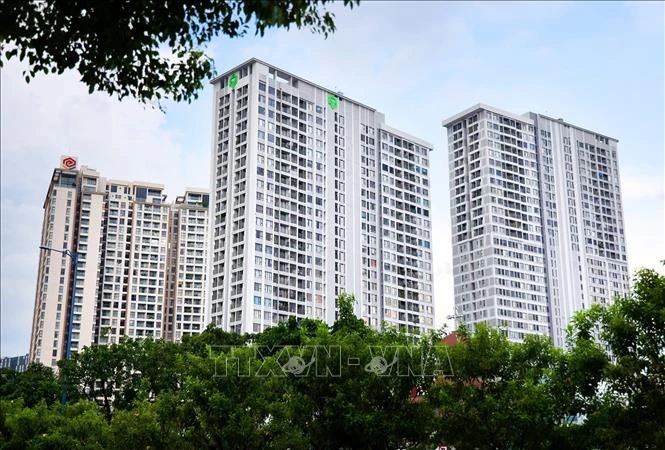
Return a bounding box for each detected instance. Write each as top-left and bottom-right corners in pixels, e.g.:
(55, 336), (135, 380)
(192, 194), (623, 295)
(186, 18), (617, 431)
(228, 73), (239, 89)
(328, 94), (339, 110)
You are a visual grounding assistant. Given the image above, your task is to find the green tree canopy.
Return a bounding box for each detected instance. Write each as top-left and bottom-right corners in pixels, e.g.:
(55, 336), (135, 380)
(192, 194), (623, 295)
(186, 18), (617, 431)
(427, 324), (580, 450)
(567, 267), (665, 449)
(0, 363), (60, 408)
(2, 275), (664, 449)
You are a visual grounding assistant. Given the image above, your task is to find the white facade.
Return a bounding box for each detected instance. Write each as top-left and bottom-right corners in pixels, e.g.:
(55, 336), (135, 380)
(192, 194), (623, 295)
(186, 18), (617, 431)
(164, 190), (210, 342)
(30, 169), (82, 367)
(529, 113), (629, 346)
(209, 59), (434, 334)
(30, 162), (209, 367)
(442, 104), (629, 345)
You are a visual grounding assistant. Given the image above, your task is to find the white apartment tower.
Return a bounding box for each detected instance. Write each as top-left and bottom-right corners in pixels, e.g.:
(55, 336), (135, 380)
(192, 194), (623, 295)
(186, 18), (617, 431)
(209, 59), (435, 334)
(29, 159), (209, 367)
(164, 190), (210, 342)
(442, 104), (629, 346)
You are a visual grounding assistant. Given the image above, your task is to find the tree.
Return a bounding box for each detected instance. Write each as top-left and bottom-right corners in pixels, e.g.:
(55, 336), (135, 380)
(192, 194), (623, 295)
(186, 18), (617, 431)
(10, 276), (664, 450)
(253, 316), (328, 355)
(0, 400), (110, 449)
(109, 400), (187, 450)
(427, 324), (581, 450)
(567, 267), (665, 449)
(58, 339), (147, 418)
(165, 295), (438, 449)
(180, 322), (251, 357)
(282, 296), (438, 449)
(0, 363), (60, 407)
(1, 0), (359, 105)
(331, 292), (368, 336)
(132, 339), (185, 400)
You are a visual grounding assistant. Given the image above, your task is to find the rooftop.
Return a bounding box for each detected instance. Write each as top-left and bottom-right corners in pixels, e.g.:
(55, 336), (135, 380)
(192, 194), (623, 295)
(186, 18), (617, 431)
(441, 103), (533, 128)
(211, 57), (378, 113)
(442, 103), (618, 141)
(530, 112), (618, 142)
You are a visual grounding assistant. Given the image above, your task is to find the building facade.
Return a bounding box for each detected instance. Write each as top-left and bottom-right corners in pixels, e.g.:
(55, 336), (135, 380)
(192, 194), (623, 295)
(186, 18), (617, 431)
(163, 190), (210, 342)
(209, 59), (435, 334)
(442, 104), (629, 346)
(29, 158), (209, 367)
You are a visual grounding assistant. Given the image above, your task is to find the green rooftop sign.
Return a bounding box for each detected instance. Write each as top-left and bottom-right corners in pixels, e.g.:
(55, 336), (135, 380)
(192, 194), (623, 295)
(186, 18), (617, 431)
(228, 73), (239, 89)
(328, 94), (339, 110)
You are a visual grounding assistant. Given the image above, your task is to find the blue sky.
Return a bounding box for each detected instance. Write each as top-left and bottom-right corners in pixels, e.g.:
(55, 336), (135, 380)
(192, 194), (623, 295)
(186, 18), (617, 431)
(2, 1), (663, 356)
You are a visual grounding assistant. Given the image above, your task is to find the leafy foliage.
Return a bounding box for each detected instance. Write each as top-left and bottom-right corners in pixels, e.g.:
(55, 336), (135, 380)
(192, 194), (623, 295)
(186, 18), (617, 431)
(0, 0), (359, 105)
(0, 363), (60, 408)
(331, 292), (368, 336)
(2, 277), (664, 449)
(427, 325), (580, 450)
(567, 267), (665, 449)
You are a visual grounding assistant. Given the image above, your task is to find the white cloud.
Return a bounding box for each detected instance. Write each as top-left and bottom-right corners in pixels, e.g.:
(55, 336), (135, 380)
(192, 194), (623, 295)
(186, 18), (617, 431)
(1, 62), (210, 199)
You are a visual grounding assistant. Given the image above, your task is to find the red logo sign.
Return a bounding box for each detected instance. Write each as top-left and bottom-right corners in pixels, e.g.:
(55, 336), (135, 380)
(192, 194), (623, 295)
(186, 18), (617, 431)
(60, 156), (77, 170)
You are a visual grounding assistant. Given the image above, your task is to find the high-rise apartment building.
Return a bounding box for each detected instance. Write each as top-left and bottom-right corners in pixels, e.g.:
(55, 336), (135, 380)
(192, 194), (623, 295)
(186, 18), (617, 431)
(29, 158), (209, 367)
(442, 104), (629, 346)
(164, 190), (210, 342)
(209, 59), (435, 334)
